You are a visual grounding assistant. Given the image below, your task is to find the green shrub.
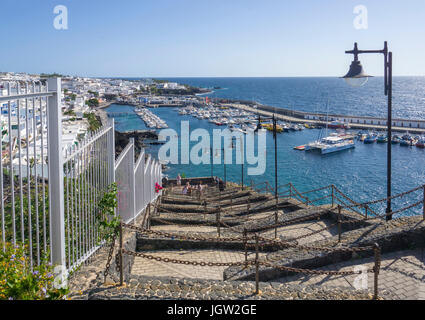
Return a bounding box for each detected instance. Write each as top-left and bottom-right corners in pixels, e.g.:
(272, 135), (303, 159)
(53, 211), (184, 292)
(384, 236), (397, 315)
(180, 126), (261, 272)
(96, 183), (120, 244)
(0, 242), (68, 300)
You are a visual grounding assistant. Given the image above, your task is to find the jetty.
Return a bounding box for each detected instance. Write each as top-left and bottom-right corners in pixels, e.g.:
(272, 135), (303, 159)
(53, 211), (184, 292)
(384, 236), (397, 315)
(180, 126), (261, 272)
(226, 102), (425, 134)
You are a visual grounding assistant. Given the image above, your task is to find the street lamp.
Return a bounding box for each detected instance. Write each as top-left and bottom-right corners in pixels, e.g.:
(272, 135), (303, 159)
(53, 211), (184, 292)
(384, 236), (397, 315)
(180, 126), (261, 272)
(343, 41), (393, 221)
(255, 113), (278, 200)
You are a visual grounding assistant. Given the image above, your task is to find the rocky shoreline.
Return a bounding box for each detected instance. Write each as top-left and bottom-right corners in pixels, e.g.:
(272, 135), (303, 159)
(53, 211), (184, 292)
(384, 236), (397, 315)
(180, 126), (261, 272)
(114, 130), (159, 159)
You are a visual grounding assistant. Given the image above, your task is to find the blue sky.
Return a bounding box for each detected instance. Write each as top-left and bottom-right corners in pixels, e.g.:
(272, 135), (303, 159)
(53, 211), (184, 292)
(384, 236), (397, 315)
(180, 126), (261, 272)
(0, 0), (424, 77)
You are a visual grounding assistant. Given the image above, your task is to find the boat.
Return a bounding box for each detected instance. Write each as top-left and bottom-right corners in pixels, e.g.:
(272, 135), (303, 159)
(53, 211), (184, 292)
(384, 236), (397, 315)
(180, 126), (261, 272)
(327, 121), (349, 129)
(391, 135), (401, 144)
(400, 140), (413, 146)
(377, 134), (388, 143)
(400, 133), (415, 146)
(262, 123), (283, 133)
(416, 137), (425, 148)
(364, 133), (377, 144)
(305, 136), (355, 154)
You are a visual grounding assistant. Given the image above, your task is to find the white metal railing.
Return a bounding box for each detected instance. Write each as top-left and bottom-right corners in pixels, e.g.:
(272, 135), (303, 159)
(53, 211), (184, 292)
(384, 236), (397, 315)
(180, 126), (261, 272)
(1, 78), (162, 284)
(115, 138), (162, 224)
(63, 123), (115, 271)
(0, 79), (53, 270)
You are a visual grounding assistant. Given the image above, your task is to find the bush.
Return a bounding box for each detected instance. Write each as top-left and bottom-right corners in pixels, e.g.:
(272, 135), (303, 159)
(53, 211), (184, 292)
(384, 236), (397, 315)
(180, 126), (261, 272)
(0, 242), (68, 300)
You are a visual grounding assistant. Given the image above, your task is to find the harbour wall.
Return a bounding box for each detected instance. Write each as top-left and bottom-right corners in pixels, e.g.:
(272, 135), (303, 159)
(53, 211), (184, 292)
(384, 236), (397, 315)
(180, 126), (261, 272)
(226, 102), (425, 134)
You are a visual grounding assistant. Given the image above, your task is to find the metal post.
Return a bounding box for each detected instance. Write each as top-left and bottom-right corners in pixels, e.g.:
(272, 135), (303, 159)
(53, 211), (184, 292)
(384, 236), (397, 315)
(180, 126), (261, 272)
(147, 203), (151, 230)
(241, 163), (244, 191)
(243, 228), (248, 268)
(223, 147), (226, 187)
(210, 147), (213, 178)
(274, 209), (278, 239)
(216, 207), (221, 238)
(108, 118), (116, 186)
(423, 185), (425, 220)
(338, 205), (342, 243)
(273, 115), (278, 202)
(255, 234), (259, 295)
(331, 185), (334, 208)
(119, 222), (124, 286)
(47, 78), (66, 282)
(241, 136), (244, 191)
(373, 243), (381, 300)
(129, 138), (136, 223)
(386, 50), (393, 221)
(365, 205), (368, 220)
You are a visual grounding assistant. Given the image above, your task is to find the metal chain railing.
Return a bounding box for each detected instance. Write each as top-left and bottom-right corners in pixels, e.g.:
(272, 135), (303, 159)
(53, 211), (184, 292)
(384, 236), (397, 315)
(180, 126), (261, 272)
(110, 224), (382, 299)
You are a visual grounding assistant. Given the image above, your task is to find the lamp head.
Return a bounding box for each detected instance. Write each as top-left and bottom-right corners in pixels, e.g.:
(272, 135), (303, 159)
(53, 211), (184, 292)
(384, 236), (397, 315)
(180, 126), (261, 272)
(342, 60), (373, 87)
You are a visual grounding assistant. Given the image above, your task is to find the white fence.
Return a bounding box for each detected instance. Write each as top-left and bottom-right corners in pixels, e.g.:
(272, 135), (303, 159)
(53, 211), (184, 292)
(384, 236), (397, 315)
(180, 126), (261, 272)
(0, 78), (162, 283)
(0, 79), (54, 270)
(115, 138), (162, 224)
(63, 123), (115, 271)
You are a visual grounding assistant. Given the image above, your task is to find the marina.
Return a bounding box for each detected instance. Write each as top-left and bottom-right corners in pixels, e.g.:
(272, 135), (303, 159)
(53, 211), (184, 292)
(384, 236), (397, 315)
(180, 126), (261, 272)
(105, 101), (425, 217)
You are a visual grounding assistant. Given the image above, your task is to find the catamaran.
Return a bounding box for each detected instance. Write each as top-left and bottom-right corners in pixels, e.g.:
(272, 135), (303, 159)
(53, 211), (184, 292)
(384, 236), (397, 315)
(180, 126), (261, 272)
(305, 135), (355, 154)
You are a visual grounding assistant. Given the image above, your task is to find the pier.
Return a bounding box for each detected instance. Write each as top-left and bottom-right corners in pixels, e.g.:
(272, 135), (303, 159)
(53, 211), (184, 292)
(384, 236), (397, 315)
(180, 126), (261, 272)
(226, 102), (425, 134)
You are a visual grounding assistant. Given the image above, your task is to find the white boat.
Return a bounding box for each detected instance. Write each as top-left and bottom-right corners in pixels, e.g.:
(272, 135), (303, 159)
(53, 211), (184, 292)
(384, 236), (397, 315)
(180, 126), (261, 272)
(305, 136), (355, 154)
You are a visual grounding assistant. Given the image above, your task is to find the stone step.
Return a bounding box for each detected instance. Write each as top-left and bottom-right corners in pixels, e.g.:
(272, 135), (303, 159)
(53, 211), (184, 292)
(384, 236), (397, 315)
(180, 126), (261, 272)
(223, 216), (425, 282)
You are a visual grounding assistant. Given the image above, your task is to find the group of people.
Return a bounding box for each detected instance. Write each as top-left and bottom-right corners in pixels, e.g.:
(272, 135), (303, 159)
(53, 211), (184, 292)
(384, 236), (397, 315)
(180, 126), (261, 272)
(177, 173), (205, 197)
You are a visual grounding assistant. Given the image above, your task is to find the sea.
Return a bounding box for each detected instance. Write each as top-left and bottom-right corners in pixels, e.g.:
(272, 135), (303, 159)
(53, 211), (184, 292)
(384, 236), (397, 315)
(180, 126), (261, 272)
(106, 77), (425, 217)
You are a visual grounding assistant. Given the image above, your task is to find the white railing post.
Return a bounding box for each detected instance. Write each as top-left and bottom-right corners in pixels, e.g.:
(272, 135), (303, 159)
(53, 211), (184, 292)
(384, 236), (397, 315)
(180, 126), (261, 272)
(139, 149), (145, 214)
(150, 161), (155, 202)
(144, 156), (151, 208)
(47, 78), (67, 284)
(129, 138), (136, 223)
(108, 118), (116, 185)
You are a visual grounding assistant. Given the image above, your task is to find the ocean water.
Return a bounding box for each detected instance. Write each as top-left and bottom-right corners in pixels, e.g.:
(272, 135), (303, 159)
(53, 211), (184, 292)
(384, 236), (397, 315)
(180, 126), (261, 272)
(162, 77), (425, 120)
(107, 77), (425, 217)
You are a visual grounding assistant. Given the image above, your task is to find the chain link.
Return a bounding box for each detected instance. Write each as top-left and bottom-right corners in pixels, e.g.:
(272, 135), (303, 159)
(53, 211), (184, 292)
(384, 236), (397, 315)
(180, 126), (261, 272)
(123, 249), (256, 267)
(103, 233), (117, 283)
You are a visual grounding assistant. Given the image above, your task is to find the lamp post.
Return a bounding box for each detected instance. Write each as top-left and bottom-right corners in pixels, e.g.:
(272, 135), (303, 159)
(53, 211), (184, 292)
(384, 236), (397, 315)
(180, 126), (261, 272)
(343, 41), (393, 221)
(210, 146), (213, 179)
(256, 113), (278, 200)
(222, 146), (226, 186)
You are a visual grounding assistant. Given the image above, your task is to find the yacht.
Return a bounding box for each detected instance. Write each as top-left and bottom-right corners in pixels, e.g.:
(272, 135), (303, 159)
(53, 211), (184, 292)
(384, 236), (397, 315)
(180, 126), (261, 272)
(305, 136), (355, 154)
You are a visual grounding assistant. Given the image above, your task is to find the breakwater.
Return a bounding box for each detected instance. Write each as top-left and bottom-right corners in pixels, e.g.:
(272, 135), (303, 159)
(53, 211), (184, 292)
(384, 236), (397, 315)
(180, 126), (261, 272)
(224, 101), (425, 134)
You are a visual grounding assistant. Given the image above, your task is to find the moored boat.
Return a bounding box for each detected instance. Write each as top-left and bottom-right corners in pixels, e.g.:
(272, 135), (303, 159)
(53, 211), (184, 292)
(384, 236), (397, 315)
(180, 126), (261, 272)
(391, 135), (401, 144)
(377, 134), (388, 143)
(364, 133), (377, 144)
(416, 137), (425, 148)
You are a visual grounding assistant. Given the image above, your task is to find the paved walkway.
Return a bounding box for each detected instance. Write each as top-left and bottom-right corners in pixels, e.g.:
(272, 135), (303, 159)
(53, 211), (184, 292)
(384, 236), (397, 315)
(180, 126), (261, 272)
(259, 219), (338, 244)
(131, 249), (264, 280)
(132, 220), (338, 281)
(274, 248), (425, 300)
(153, 217), (338, 244)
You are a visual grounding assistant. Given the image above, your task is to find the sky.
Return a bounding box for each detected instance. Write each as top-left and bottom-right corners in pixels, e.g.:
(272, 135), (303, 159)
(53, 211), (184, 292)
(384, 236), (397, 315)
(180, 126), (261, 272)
(0, 0), (424, 77)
